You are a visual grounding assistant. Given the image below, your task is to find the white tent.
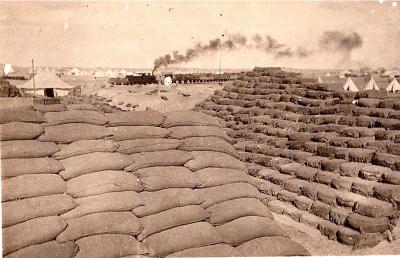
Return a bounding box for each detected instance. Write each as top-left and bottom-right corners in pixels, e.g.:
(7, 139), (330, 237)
(317, 76), (323, 84)
(3, 64), (14, 75)
(18, 69), (75, 97)
(343, 77), (359, 92)
(386, 78), (400, 92)
(164, 76), (172, 86)
(364, 77), (380, 90)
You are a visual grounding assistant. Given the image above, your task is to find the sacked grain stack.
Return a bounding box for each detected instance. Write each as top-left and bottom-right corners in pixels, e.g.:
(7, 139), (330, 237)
(194, 71), (400, 248)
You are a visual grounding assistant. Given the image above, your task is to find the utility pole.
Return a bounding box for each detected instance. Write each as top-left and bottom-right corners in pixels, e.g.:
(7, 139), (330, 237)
(31, 59), (36, 94)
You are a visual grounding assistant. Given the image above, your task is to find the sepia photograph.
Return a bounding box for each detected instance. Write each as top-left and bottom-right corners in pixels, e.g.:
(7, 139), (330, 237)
(0, 0), (400, 257)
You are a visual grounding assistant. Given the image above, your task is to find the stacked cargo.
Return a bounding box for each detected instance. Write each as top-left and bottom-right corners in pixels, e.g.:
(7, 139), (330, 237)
(1, 105), (310, 257)
(194, 71), (400, 248)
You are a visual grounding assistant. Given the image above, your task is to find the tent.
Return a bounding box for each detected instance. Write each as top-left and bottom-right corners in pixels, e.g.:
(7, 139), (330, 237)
(386, 78), (400, 92)
(342, 77), (359, 92)
(18, 69), (75, 97)
(364, 77), (380, 90)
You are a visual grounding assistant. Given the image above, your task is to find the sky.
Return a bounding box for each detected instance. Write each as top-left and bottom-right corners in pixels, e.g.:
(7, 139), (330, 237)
(0, 1), (399, 69)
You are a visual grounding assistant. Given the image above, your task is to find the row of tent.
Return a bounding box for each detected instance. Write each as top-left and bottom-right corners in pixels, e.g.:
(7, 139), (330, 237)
(342, 77), (400, 92)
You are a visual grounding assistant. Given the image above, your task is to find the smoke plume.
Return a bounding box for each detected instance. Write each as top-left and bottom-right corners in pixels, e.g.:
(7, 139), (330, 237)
(153, 30), (363, 70)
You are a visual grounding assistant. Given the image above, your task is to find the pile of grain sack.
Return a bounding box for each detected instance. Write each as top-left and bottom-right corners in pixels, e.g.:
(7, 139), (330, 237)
(0, 104), (310, 258)
(194, 70), (400, 248)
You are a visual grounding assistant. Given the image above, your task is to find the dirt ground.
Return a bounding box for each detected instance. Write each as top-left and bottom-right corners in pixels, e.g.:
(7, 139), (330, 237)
(82, 83), (223, 112)
(273, 212), (400, 256)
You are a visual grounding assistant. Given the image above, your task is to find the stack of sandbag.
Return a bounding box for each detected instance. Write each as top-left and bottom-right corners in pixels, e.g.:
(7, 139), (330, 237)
(1, 106), (310, 257)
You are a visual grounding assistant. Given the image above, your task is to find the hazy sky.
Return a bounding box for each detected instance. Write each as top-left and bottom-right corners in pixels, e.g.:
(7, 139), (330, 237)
(1, 1), (399, 69)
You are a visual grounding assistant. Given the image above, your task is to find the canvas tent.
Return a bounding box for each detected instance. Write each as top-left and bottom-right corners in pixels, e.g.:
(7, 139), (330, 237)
(364, 77), (380, 90)
(342, 77), (359, 92)
(18, 70), (75, 97)
(386, 78), (400, 92)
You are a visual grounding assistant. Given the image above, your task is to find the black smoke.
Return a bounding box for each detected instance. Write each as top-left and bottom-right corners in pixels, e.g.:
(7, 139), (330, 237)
(319, 31), (363, 52)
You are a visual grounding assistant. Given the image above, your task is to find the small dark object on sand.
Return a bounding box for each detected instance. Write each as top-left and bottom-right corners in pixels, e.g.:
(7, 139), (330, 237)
(161, 95), (168, 101)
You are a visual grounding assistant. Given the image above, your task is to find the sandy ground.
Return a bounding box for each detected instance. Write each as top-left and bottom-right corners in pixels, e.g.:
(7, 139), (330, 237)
(273, 212), (400, 256)
(83, 83), (223, 112)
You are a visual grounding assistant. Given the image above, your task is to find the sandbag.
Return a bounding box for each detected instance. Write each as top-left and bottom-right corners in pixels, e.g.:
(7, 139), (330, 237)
(207, 198), (273, 225)
(75, 234), (148, 258)
(353, 198), (395, 218)
(236, 236), (310, 256)
(109, 126), (170, 141)
(337, 226), (361, 246)
(195, 168), (256, 188)
(351, 178), (376, 197)
(169, 126), (229, 141)
(337, 191), (368, 208)
(318, 220), (338, 240)
(0, 122), (43, 140)
(117, 138), (182, 154)
(185, 151), (247, 172)
(105, 111), (165, 126)
(293, 195), (313, 211)
(60, 152), (132, 179)
(44, 110), (106, 126)
(258, 181), (282, 196)
(317, 188), (339, 206)
(142, 222), (222, 257)
(125, 150), (193, 171)
(0, 108), (45, 124)
(346, 213), (390, 233)
(359, 165), (391, 181)
(5, 241), (77, 258)
(66, 170), (143, 198)
(53, 139), (119, 160)
(61, 191), (143, 219)
(329, 207), (351, 225)
(3, 194), (76, 227)
(284, 178), (309, 193)
(137, 205), (209, 241)
(167, 244), (238, 257)
(2, 174), (66, 202)
(196, 182), (263, 208)
(299, 212), (325, 229)
(2, 158), (63, 178)
(38, 123), (112, 143)
(3, 216), (67, 255)
(132, 188), (203, 217)
(216, 216), (286, 246)
(374, 184), (400, 203)
(67, 103), (98, 111)
(57, 212), (142, 242)
(310, 200), (331, 219)
(162, 111), (220, 128)
(1, 140), (60, 159)
(178, 137), (237, 157)
(135, 166), (199, 191)
(34, 104), (66, 112)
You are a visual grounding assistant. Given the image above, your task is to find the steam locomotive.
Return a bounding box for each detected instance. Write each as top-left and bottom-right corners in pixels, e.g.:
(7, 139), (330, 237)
(108, 73), (157, 85)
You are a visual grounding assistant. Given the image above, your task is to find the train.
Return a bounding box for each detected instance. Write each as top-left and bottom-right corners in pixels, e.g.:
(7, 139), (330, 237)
(108, 72), (240, 85)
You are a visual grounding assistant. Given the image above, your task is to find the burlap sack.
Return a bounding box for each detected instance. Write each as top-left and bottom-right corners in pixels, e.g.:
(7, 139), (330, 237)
(142, 222), (222, 257)
(184, 151), (247, 172)
(67, 103), (98, 111)
(162, 111), (220, 128)
(1, 140), (60, 158)
(56, 212), (143, 242)
(195, 168), (255, 188)
(196, 182), (263, 208)
(3, 194), (77, 226)
(5, 241), (77, 258)
(178, 137), (237, 157)
(135, 166), (199, 191)
(0, 122), (43, 140)
(137, 205), (209, 240)
(2, 174), (66, 202)
(132, 188), (203, 217)
(53, 139), (119, 160)
(125, 150), (193, 172)
(105, 111), (165, 126)
(117, 138), (182, 154)
(109, 126), (170, 141)
(236, 236), (310, 256)
(44, 110), (106, 126)
(60, 152), (132, 179)
(38, 123), (112, 143)
(61, 191), (143, 219)
(0, 109), (45, 124)
(66, 170), (143, 197)
(169, 126), (229, 141)
(167, 244), (239, 257)
(3, 216), (67, 255)
(34, 104), (66, 113)
(75, 234), (149, 258)
(207, 198), (273, 225)
(2, 158), (64, 178)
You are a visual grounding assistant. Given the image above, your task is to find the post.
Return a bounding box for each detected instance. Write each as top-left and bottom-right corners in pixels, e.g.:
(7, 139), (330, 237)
(31, 59), (36, 94)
